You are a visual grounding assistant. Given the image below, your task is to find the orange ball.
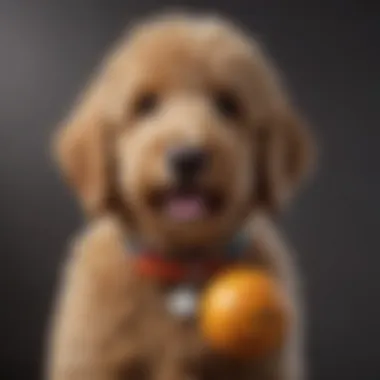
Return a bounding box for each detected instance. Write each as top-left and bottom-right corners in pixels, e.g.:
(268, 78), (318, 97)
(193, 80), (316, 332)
(199, 267), (289, 359)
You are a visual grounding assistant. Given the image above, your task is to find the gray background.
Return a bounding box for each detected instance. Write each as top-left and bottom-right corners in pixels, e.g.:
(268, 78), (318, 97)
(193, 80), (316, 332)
(0, 0), (379, 379)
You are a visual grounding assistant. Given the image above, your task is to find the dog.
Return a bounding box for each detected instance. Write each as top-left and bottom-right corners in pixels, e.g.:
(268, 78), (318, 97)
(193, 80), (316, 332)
(47, 13), (315, 380)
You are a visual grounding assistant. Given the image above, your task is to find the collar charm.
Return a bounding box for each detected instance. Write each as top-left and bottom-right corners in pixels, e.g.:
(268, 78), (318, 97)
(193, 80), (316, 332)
(166, 286), (198, 319)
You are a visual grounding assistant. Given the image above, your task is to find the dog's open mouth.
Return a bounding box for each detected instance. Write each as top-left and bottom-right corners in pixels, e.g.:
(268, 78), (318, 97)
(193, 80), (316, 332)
(148, 186), (225, 222)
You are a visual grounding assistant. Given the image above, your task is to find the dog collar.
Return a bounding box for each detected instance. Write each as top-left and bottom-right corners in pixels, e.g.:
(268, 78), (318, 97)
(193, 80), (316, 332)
(128, 233), (249, 285)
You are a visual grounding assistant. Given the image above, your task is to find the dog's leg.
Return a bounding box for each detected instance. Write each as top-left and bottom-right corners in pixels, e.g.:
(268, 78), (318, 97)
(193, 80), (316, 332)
(257, 327), (305, 380)
(247, 215), (306, 380)
(46, 216), (143, 380)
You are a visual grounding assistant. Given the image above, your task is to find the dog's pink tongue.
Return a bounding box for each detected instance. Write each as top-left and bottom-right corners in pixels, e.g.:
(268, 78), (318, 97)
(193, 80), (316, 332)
(167, 196), (204, 221)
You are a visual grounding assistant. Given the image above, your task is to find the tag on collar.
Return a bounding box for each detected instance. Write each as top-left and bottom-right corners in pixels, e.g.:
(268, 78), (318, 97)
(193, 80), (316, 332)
(166, 286), (198, 319)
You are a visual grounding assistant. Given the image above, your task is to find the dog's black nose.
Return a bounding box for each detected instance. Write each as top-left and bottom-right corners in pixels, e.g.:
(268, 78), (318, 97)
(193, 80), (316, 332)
(169, 146), (208, 180)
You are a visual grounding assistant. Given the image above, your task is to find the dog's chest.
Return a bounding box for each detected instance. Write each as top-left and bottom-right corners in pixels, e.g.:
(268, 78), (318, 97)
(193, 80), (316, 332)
(126, 279), (255, 380)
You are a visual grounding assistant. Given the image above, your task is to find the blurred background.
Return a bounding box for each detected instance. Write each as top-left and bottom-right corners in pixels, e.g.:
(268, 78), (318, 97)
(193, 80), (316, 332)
(0, 0), (379, 379)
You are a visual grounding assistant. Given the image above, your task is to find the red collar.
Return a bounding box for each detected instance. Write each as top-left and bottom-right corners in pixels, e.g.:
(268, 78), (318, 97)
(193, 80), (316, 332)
(129, 233), (249, 284)
(134, 253), (229, 284)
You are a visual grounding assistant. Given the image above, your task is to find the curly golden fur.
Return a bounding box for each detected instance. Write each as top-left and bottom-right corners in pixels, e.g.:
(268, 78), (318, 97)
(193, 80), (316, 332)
(47, 13), (315, 380)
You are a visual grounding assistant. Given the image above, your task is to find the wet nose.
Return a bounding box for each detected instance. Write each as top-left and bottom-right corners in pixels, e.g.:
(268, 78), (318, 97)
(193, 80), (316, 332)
(168, 146), (209, 181)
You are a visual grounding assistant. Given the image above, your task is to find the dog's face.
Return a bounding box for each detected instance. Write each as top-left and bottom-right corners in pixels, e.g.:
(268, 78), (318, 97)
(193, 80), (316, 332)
(55, 15), (314, 249)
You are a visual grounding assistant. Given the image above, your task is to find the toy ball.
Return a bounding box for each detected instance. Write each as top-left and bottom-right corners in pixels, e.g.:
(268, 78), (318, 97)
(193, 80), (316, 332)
(199, 267), (289, 359)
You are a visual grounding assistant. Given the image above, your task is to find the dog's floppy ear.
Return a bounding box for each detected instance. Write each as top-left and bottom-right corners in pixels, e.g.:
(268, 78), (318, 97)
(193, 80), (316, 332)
(53, 90), (110, 216)
(256, 104), (315, 211)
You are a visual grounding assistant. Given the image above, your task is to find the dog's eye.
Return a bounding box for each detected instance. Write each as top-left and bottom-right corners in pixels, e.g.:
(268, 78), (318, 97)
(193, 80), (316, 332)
(213, 91), (241, 118)
(134, 93), (158, 117)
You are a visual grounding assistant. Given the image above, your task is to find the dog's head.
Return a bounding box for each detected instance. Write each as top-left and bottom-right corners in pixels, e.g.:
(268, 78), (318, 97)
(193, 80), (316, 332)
(54, 15), (314, 249)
